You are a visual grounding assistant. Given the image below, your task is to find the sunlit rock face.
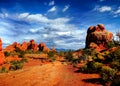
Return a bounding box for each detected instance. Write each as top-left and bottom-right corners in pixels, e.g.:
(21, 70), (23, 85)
(0, 38), (6, 65)
(85, 24), (113, 52)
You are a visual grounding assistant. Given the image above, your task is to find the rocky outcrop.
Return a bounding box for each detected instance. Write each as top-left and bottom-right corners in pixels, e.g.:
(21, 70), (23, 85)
(85, 24), (113, 51)
(0, 38), (6, 65)
(5, 39), (51, 52)
(20, 42), (28, 51)
(38, 42), (50, 52)
(27, 39), (38, 52)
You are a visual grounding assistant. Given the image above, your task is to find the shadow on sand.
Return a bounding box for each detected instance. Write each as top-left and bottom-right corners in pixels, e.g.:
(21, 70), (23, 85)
(74, 69), (103, 85)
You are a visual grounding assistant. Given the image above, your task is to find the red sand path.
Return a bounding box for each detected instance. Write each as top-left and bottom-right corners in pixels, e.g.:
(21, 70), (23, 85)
(0, 59), (102, 86)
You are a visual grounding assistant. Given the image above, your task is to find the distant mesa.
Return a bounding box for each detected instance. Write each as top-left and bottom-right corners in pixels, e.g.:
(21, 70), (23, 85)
(85, 24), (113, 52)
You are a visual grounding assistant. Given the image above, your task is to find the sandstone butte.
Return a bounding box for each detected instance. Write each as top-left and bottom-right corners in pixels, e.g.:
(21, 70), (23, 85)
(85, 24), (113, 52)
(0, 38), (6, 65)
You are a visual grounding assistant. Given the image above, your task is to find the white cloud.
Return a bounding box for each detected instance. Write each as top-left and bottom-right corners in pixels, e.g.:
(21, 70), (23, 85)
(62, 5), (70, 12)
(29, 28), (39, 33)
(18, 13), (29, 19)
(0, 13), (8, 18)
(112, 7), (120, 17)
(22, 13), (86, 49)
(95, 6), (112, 12)
(48, 6), (56, 12)
(49, 1), (55, 6)
(0, 12), (86, 49)
(114, 8), (120, 14)
(56, 31), (71, 36)
(26, 14), (49, 23)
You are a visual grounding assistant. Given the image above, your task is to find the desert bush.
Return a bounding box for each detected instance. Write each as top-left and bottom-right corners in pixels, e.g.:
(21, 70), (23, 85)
(81, 61), (103, 73)
(104, 47), (120, 64)
(81, 49), (98, 62)
(65, 50), (74, 62)
(111, 72), (120, 86)
(110, 61), (120, 71)
(97, 53), (105, 60)
(24, 49), (33, 54)
(0, 66), (7, 73)
(81, 46), (120, 85)
(4, 51), (10, 57)
(15, 47), (25, 58)
(10, 61), (23, 70)
(47, 51), (58, 62)
(48, 51), (55, 58)
(9, 58), (27, 70)
(81, 64), (88, 72)
(58, 51), (65, 57)
(24, 49), (44, 54)
(100, 66), (117, 83)
(107, 41), (115, 49)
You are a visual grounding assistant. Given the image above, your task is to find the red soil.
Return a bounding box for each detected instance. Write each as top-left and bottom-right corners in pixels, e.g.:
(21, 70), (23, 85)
(0, 59), (102, 86)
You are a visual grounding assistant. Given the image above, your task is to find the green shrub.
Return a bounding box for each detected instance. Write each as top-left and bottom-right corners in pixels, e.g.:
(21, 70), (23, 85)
(15, 47), (25, 58)
(47, 51), (55, 58)
(107, 41), (115, 49)
(92, 62), (103, 71)
(65, 50), (74, 62)
(81, 64), (88, 72)
(4, 51), (10, 57)
(104, 48), (120, 64)
(110, 61), (120, 71)
(111, 72), (120, 86)
(9, 58), (27, 70)
(10, 61), (24, 70)
(58, 51), (65, 57)
(0, 66), (7, 73)
(100, 66), (117, 83)
(81, 61), (103, 73)
(47, 51), (58, 62)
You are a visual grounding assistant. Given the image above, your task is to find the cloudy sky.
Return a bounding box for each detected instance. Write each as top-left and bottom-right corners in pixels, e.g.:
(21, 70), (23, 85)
(0, 0), (120, 49)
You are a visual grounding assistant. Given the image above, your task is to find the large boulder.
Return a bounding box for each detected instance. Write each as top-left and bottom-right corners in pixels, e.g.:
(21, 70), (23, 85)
(85, 24), (113, 51)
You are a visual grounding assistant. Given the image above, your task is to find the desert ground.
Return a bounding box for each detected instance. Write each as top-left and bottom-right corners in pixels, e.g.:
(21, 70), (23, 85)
(0, 58), (102, 86)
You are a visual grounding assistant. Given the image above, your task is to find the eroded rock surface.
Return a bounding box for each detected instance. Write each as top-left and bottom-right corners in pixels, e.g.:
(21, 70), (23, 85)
(85, 24), (113, 51)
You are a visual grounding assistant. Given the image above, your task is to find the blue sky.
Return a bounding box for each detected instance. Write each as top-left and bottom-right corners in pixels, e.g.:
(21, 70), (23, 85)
(0, 0), (120, 49)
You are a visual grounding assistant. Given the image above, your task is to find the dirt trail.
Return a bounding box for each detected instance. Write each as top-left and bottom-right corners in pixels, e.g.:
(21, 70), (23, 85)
(0, 61), (102, 86)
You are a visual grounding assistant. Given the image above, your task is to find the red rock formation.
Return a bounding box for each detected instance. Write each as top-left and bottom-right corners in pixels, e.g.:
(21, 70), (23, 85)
(4, 39), (50, 53)
(0, 38), (6, 65)
(38, 42), (50, 52)
(85, 24), (113, 52)
(0, 39), (2, 51)
(20, 42), (28, 51)
(0, 51), (6, 65)
(5, 42), (17, 52)
(27, 39), (38, 51)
